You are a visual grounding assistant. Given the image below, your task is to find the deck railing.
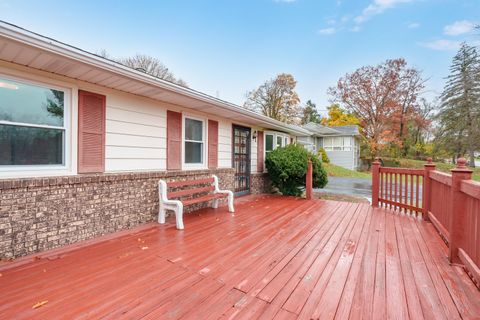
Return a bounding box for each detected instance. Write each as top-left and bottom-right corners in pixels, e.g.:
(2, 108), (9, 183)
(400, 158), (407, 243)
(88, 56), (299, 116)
(372, 157), (480, 287)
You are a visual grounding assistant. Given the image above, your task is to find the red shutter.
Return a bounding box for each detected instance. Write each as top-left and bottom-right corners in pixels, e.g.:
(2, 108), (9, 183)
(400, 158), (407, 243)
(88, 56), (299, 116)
(257, 131), (264, 173)
(208, 120), (219, 169)
(78, 90), (106, 173)
(167, 110), (182, 170)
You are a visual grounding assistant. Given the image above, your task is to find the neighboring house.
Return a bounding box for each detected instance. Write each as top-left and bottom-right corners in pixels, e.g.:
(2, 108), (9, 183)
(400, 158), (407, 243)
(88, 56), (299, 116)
(0, 22), (312, 257)
(299, 122), (361, 170)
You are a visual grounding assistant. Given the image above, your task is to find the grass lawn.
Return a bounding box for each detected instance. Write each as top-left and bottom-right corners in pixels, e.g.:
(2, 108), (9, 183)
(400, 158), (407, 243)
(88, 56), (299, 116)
(323, 163), (371, 179)
(323, 159), (480, 182)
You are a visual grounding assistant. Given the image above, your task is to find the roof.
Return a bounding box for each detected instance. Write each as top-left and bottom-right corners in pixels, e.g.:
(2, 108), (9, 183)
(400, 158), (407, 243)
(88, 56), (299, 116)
(303, 122), (360, 136)
(0, 21), (311, 136)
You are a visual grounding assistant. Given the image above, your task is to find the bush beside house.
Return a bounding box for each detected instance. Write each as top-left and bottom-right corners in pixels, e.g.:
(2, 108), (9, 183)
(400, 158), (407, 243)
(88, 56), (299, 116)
(318, 147), (330, 163)
(265, 144), (328, 196)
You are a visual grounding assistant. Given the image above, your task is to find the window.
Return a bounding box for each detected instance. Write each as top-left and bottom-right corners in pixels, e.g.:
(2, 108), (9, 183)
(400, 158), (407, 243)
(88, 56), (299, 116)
(184, 117), (205, 165)
(276, 136), (283, 149)
(264, 131), (289, 156)
(0, 77), (66, 166)
(265, 134), (274, 155)
(323, 136), (352, 151)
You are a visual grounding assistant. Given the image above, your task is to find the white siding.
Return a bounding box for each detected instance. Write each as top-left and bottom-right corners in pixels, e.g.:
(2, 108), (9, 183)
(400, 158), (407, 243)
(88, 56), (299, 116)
(326, 151), (354, 170)
(218, 120), (232, 168)
(105, 97), (167, 172)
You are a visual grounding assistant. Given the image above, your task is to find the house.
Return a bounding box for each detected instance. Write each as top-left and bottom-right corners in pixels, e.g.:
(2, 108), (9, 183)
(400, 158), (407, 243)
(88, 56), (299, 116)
(299, 122), (361, 170)
(0, 21), (312, 258)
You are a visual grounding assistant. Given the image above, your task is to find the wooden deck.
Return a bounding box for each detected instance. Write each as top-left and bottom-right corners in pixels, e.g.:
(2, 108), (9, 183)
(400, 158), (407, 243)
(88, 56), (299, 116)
(1, 195), (479, 319)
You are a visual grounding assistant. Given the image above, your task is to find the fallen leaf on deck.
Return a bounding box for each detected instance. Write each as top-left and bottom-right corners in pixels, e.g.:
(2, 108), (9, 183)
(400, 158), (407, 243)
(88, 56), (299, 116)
(141, 246), (149, 250)
(118, 252), (132, 258)
(32, 300), (48, 309)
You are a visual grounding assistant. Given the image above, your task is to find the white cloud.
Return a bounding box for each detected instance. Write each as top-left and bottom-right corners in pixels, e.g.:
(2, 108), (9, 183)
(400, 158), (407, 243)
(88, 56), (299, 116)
(355, 0), (416, 24)
(326, 19), (336, 26)
(274, 0), (297, 3)
(407, 22), (420, 29)
(351, 26), (361, 32)
(318, 27), (336, 35)
(420, 39), (461, 51)
(444, 20), (476, 36)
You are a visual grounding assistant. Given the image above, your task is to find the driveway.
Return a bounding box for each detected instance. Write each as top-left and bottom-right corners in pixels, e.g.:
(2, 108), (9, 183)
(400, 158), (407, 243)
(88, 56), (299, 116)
(314, 176), (372, 202)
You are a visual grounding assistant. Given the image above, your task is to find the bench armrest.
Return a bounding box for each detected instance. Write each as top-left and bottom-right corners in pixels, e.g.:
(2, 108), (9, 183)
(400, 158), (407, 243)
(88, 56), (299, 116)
(212, 175), (235, 213)
(158, 180), (183, 206)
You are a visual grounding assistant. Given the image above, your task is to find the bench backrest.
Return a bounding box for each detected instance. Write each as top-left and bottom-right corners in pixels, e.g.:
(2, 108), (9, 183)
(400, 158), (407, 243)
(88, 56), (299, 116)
(166, 178), (215, 199)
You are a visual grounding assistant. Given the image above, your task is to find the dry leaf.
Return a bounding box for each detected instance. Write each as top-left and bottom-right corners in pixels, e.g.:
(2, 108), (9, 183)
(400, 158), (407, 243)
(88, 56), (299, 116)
(141, 246), (149, 250)
(118, 252), (131, 258)
(32, 300), (48, 309)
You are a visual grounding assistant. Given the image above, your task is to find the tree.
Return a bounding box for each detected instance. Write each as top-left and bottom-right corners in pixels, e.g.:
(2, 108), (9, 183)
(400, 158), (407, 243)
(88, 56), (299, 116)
(328, 58), (426, 158)
(404, 98), (434, 158)
(96, 51), (188, 87)
(436, 42), (480, 166)
(244, 73), (301, 124)
(300, 100), (322, 124)
(321, 104), (360, 127)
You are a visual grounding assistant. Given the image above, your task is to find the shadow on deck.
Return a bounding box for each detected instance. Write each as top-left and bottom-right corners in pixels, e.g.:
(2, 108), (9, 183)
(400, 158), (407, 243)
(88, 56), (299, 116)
(0, 195), (479, 319)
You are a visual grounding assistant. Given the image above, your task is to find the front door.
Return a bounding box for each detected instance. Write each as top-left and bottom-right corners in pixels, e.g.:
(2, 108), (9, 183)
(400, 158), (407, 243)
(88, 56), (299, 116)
(232, 125), (251, 196)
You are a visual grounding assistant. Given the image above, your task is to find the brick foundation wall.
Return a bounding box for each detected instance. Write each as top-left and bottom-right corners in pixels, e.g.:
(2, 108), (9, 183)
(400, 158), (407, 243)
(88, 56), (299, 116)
(0, 169), (234, 259)
(250, 173), (271, 194)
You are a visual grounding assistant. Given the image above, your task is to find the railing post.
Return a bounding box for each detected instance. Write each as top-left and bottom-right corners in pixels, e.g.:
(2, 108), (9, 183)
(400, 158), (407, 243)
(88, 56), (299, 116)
(423, 157), (436, 221)
(448, 158), (473, 264)
(371, 157), (381, 207)
(306, 159), (313, 200)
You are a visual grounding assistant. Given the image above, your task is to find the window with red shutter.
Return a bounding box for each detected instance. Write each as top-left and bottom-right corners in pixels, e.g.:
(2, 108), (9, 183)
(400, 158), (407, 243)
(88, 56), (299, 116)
(208, 120), (218, 169)
(77, 90), (105, 173)
(167, 110), (182, 170)
(257, 130), (264, 173)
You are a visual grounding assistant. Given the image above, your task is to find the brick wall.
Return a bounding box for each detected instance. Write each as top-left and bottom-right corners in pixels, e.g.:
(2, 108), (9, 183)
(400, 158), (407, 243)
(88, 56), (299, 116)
(0, 169), (234, 259)
(251, 173), (271, 194)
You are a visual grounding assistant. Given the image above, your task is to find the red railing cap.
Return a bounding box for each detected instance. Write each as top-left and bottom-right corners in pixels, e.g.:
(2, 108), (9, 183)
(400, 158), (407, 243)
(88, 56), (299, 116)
(373, 157), (381, 165)
(424, 157), (436, 168)
(451, 157), (473, 173)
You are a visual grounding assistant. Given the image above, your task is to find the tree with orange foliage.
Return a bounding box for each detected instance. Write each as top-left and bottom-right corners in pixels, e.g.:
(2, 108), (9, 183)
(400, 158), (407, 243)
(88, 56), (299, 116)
(328, 58), (426, 158)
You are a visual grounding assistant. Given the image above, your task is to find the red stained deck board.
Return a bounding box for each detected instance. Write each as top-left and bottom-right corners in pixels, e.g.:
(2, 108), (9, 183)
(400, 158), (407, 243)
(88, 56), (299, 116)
(0, 195), (479, 319)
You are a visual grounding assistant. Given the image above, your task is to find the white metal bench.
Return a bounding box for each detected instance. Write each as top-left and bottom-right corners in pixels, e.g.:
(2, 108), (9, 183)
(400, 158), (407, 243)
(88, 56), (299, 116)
(158, 175), (234, 229)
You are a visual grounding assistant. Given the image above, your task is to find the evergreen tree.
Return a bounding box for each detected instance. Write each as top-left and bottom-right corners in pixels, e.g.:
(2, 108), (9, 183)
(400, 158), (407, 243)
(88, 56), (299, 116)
(437, 42), (480, 166)
(300, 100), (322, 124)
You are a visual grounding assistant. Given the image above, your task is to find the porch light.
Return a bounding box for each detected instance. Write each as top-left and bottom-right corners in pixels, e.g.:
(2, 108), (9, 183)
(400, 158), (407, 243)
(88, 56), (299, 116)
(252, 130), (257, 142)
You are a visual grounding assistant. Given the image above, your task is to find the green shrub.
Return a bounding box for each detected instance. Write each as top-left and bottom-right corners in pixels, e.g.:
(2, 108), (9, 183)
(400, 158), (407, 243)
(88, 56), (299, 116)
(265, 143), (328, 196)
(317, 147), (330, 163)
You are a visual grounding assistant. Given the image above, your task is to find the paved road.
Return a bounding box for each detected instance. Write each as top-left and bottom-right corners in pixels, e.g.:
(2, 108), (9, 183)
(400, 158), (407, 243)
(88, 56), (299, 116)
(315, 176), (372, 202)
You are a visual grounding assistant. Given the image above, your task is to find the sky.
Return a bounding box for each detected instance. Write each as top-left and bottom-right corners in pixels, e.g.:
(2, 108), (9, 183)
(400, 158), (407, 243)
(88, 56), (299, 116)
(1, 0), (479, 115)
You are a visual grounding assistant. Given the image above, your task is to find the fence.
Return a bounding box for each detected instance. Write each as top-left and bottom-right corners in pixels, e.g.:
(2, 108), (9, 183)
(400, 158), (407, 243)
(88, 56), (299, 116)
(372, 158), (480, 287)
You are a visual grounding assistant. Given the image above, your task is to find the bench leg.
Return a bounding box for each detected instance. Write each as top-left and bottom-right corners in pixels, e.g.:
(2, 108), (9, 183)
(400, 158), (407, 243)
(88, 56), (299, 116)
(175, 203), (184, 230)
(158, 205), (167, 224)
(228, 192), (234, 213)
(212, 199), (219, 209)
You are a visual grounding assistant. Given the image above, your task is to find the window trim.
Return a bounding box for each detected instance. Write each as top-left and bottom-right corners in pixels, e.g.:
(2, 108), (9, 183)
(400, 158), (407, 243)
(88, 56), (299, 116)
(323, 136), (352, 152)
(264, 131), (290, 156)
(182, 114), (207, 170)
(0, 74), (71, 173)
